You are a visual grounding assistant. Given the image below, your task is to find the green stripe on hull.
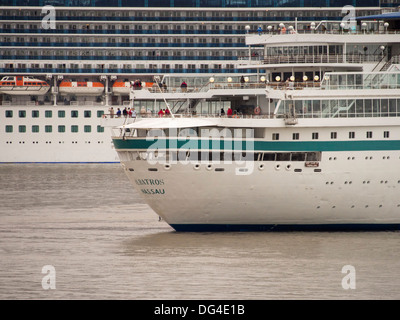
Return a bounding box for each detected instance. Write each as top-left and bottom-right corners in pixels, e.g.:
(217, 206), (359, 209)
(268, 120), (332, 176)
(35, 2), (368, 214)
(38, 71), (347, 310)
(113, 138), (400, 152)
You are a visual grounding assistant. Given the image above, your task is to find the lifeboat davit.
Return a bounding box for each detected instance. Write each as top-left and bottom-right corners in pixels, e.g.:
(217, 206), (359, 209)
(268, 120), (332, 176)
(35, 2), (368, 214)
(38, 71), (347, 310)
(0, 76), (50, 95)
(59, 80), (104, 96)
(112, 80), (154, 95)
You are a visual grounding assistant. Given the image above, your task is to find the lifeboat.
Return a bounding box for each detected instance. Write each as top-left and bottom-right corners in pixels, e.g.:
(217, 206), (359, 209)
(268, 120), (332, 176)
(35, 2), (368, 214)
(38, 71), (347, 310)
(0, 76), (50, 95)
(59, 80), (104, 96)
(112, 80), (154, 95)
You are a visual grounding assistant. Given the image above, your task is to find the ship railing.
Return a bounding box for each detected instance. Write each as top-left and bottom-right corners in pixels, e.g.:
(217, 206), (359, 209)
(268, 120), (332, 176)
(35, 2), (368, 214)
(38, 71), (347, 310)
(249, 29), (400, 36)
(267, 81), (321, 89)
(320, 71), (400, 90)
(262, 54), (384, 65)
(103, 113), (276, 120)
(147, 85), (206, 94)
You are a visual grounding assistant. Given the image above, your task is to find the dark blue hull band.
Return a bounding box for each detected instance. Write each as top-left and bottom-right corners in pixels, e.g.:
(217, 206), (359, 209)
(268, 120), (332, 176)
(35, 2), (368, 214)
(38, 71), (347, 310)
(170, 224), (400, 232)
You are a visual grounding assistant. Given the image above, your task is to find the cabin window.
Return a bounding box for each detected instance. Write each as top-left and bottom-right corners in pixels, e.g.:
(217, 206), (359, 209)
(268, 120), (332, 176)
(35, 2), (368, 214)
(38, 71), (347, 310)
(71, 110), (78, 118)
(5, 110), (13, 118)
(276, 153), (290, 161)
(45, 125), (52, 133)
(384, 131), (390, 138)
(349, 132), (355, 139)
(84, 125), (91, 133)
(5, 125), (13, 133)
(366, 131), (373, 139)
(32, 110), (39, 118)
(272, 133), (279, 140)
(58, 110), (65, 118)
(58, 125), (65, 133)
(291, 153), (306, 161)
(263, 153), (276, 161)
(45, 110), (52, 118)
(84, 110), (91, 118)
(32, 125), (39, 133)
(71, 125), (79, 133)
(97, 125), (104, 133)
(312, 132), (319, 140)
(97, 110), (104, 118)
(19, 110), (26, 118)
(331, 132), (337, 139)
(306, 152), (321, 161)
(19, 125), (26, 133)
(292, 133), (299, 140)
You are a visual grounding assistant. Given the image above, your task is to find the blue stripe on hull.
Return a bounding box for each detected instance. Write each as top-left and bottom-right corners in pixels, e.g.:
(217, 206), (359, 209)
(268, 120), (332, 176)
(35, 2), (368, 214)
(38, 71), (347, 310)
(170, 224), (400, 232)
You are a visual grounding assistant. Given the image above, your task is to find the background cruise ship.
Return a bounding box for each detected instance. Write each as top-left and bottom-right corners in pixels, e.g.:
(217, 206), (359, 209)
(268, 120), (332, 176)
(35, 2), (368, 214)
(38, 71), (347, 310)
(1, 0), (400, 162)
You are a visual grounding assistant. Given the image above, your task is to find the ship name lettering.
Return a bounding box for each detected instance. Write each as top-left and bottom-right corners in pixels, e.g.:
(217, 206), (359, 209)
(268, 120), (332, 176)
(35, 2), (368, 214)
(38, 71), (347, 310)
(141, 188), (165, 195)
(135, 178), (165, 186)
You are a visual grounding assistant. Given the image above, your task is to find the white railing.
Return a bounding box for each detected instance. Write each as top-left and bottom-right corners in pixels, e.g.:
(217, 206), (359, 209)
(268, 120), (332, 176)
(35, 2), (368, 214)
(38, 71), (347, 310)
(263, 54), (383, 65)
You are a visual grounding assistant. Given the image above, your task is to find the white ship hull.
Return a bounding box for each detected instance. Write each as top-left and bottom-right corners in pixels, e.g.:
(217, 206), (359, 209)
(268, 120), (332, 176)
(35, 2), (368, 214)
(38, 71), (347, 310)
(111, 112), (400, 231)
(118, 150), (400, 231)
(1, 105), (121, 163)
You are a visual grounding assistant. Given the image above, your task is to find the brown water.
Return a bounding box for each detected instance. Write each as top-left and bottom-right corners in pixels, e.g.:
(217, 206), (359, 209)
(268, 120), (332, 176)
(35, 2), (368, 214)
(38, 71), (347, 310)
(0, 164), (399, 300)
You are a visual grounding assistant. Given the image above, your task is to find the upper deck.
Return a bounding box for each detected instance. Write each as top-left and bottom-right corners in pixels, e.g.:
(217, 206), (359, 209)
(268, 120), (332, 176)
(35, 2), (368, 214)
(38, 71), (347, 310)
(244, 26), (400, 71)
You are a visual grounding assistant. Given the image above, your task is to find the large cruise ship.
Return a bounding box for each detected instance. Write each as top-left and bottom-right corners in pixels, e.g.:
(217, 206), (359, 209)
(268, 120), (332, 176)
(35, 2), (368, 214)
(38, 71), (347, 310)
(1, 0), (400, 162)
(105, 9), (400, 231)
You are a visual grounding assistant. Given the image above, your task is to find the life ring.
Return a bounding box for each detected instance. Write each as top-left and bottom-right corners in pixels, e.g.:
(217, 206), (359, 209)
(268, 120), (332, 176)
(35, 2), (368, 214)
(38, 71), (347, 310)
(254, 106), (261, 115)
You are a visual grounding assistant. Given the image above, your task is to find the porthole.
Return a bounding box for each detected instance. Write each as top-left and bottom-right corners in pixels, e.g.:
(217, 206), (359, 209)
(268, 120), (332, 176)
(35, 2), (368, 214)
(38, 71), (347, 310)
(206, 164), (212, 171)
(164, 164), (171, 170)
(194, 163), (201, 170)
(258, 164), (265, 171)
(275, 164), (281, 170)
(285, 163), (292, 171)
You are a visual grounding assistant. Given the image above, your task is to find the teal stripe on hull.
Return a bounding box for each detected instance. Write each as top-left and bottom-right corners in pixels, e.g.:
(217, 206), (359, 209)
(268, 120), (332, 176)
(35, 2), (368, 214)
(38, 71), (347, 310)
(113, 138), (400, 152)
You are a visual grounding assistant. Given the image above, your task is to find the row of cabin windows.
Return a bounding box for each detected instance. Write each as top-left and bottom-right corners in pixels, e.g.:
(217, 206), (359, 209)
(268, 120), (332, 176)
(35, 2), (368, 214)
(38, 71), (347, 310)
(273, 131), (390, 140)
(5, 125), (104, 133)
(4, 110), (104, 118)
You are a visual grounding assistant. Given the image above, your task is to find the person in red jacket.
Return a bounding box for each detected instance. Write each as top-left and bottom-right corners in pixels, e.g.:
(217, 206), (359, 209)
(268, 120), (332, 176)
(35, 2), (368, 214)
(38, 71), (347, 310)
(227, 107), (233, 118)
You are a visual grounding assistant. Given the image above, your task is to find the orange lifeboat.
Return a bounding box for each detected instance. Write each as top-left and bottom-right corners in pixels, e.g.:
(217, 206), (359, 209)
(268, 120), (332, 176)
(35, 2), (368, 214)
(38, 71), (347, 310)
(112, 80), (154, 95)
(0, 76), (50, 95)
(59, 79), (104, 96)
